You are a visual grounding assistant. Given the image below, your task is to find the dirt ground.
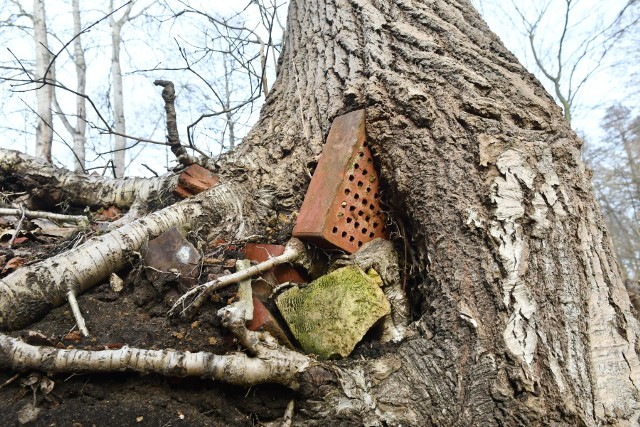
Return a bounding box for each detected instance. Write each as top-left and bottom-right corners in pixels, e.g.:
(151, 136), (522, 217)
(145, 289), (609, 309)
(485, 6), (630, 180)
(0, 237), (297, 427)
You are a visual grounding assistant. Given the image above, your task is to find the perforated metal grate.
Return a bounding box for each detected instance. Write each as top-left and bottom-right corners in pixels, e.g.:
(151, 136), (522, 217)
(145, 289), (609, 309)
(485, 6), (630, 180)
(293, 109), (387, 253)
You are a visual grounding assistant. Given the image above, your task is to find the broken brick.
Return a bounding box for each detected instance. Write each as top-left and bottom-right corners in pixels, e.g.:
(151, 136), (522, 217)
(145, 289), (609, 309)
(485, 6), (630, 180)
(247, 297), (293, 349)
(243, 243), (307, 284)
(174, 164), (220, 199)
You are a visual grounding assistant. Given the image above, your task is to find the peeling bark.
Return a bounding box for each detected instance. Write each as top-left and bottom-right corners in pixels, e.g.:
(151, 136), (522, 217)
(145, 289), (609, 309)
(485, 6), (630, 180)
(204, 0), (640, 424)
(0, 332), (310, 388)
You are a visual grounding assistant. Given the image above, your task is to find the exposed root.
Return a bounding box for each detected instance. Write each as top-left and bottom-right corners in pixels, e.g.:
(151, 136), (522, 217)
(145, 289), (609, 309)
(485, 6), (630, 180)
(169, 238), (310, 318)
(0, 332), (311, 389)
(0, 208), (88, 224)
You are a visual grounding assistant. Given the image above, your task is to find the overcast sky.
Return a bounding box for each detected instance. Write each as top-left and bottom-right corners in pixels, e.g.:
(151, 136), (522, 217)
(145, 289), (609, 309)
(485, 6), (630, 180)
(0, 0), (634, 176)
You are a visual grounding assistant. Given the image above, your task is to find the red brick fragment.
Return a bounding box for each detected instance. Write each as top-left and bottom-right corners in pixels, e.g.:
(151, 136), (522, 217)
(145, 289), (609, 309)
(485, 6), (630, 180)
(243, 243), (306, 284)
(174, 164), (220, 198)
(247, 297), (293, 349)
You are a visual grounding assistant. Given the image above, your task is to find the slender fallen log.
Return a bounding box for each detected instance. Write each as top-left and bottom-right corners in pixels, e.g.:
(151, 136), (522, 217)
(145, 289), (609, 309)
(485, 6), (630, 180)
(0, 332), (310, 388)
(0, 208), (88, 224)
(0, 181), (246, 330)
(0, 148), (178, 209)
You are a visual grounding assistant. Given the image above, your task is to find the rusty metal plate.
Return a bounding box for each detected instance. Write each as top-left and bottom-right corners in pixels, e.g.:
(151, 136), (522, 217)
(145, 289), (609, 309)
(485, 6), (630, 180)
(293, 109), (387, 253)
(142, 226), (201, 288)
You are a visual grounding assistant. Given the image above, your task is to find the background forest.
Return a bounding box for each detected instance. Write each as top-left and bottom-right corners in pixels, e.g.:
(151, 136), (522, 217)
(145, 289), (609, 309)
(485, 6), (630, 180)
(0, 0), (639, 281)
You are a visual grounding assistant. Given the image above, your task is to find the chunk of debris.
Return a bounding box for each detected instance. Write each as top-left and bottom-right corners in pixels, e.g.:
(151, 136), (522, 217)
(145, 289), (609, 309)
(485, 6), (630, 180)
(276, 265), (390, 359)
(244, 243), (307, 286)
(174, 164), (220, 199)
(110, 273), (124, 293)
(142, 227), (201, 288)
(247, 297), (294, 349)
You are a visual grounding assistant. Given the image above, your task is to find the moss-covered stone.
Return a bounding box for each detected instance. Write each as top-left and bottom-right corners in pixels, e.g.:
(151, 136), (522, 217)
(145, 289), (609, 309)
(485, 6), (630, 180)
(275, 265), (390, 359)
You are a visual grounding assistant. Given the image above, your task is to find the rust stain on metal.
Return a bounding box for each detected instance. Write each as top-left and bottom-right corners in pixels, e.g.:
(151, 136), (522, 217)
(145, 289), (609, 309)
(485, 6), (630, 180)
(293, 109), (387, 253)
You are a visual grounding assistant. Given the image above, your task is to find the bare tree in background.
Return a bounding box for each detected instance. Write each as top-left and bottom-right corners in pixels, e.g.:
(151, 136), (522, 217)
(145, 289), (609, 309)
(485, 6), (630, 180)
(53, 0), (87, 172)
(109, 0), (136, 178)
(159, 0), (284, 155)
(586, 105), (640, 281)
(2, 1), (640, 424)
(0, 1), (285, 175)
(477, 0), (638, 125)
(32, 0), (54, 161)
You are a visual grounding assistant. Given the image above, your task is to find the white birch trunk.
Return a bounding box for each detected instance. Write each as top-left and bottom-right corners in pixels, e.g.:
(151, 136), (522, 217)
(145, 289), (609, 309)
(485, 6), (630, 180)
(0, 180), (245, 330)
(109, 0), (132, 178)
(72, 0), (87, 172)
(0, 148), (178, 209)
(0, 333), (310, 388)
(33, 0), (54, 162)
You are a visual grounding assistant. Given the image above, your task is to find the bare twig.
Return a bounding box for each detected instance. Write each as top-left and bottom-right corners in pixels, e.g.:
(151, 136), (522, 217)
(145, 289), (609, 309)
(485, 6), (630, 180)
(0, 373), (20, 390)
(67, 290), (89, 337)
(8, 205), (26, 249)
(0, 208), (88, 224)
(169, 238), (308, 318)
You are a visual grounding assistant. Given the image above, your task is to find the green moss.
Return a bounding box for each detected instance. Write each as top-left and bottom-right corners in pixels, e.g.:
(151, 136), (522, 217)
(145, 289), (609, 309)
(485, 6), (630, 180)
(276, 266), (390, 359)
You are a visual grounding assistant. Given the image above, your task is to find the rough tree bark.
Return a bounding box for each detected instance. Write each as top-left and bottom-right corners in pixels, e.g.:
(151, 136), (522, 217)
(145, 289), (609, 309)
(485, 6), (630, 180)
(203, 0), (640, 424)
(3, 0), (640, 425)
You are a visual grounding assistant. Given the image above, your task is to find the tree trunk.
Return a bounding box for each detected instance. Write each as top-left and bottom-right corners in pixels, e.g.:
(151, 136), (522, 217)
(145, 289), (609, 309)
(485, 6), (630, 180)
(71, 0), (87, 172)
(209, 0), (640, 424)
(3, 1), (639, 425)
(32, 0), (53, 162)
(109, 0), (131, 178)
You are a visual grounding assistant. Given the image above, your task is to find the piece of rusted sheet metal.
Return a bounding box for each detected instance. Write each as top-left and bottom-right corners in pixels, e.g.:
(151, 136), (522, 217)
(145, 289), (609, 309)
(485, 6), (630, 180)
(174, 164), (220, 199)
(293, 109), (387, 253)
(142, 226), (201, 288)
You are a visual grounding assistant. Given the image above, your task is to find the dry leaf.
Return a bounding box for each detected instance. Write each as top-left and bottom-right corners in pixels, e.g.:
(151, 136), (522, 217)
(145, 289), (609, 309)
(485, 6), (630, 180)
(2, 256), (25, 273)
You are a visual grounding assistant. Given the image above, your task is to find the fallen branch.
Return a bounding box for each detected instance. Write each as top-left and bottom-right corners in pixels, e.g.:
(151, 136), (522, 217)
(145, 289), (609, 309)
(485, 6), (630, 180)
(0, 181), (245, 330)
(0, 208), (88, 224)
(0, 148), (178, 209)
(0, 332), (310, 388)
